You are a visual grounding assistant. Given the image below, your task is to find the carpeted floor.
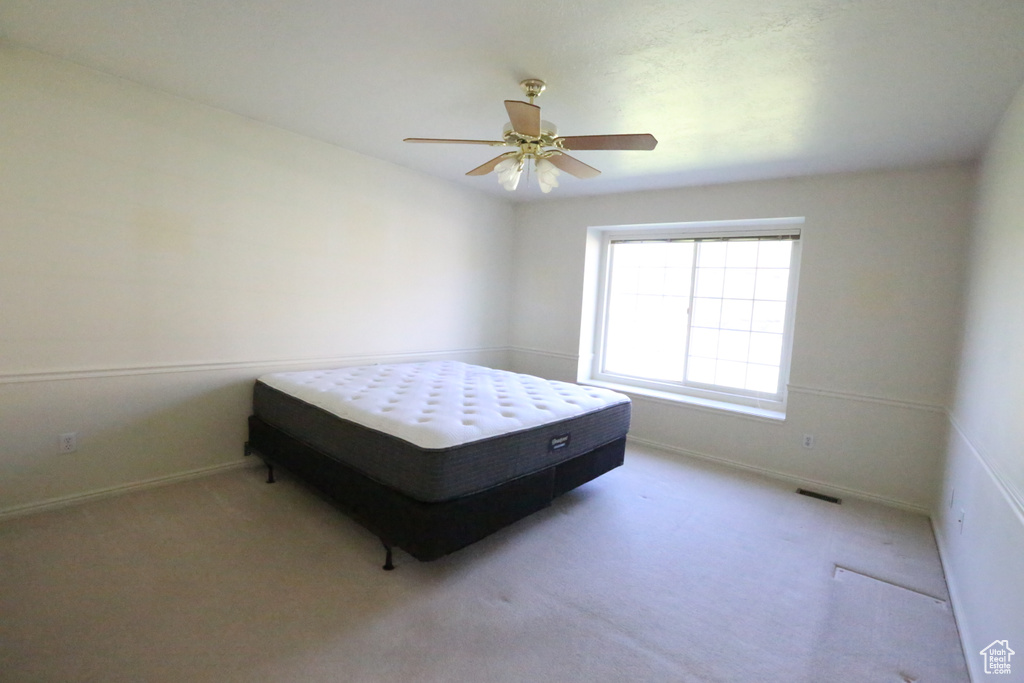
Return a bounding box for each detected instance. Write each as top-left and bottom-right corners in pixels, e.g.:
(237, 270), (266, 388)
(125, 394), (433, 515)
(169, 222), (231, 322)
(0, 443), (968, 682)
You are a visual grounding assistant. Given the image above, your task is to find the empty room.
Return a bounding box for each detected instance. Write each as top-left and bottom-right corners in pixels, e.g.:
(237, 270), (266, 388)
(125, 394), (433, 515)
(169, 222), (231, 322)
(1, 2), (1023, 681)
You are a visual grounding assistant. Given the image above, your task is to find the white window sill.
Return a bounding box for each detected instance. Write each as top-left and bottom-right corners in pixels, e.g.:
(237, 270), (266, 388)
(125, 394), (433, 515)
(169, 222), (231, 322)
(581, 378), (787, 422)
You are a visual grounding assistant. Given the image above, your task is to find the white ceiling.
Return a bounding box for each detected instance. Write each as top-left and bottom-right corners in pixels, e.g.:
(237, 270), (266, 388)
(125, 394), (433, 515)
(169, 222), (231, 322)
(2, 0), (1023, 201)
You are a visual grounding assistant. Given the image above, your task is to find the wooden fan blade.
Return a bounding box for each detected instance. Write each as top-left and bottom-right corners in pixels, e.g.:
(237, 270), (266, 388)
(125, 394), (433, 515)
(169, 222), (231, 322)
(466, 153), (516, 176)
(404, 138), (506, 145)
(547, 152), (601, 179)
(557, 133), (658, 151)
(504, 100), (541, 137)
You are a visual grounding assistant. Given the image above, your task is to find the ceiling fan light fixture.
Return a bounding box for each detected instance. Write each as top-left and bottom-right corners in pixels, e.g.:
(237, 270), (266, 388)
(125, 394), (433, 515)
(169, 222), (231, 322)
(404, 78), (657, 194)
(495, 156), (524, 191)
(535, 157), (560, 193)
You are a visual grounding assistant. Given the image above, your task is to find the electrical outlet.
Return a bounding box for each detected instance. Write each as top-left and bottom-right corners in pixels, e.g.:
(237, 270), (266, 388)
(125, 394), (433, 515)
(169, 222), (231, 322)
(59, 432), (78, 454)
(802, 434), (815, 449)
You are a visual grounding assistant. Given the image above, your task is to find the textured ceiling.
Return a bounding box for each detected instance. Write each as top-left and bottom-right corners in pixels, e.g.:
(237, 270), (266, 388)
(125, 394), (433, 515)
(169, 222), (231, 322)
(2, 0), (1023, 201)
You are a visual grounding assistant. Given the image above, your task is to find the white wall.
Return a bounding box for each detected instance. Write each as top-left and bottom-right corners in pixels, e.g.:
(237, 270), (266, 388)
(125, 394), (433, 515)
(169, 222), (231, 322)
(935, 81), (1024, 681)
(2, 37), (1018, 674)
(510, 165), (973, 510)
(0, 44), (515, 514)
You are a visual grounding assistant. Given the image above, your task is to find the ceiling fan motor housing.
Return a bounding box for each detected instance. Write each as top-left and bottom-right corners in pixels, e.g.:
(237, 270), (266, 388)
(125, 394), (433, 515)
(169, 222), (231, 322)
(502, 121), (558, 148)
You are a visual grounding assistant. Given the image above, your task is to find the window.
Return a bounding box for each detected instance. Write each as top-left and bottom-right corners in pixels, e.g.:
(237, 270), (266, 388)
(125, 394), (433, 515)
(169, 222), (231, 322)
(582, 219), (802, 417)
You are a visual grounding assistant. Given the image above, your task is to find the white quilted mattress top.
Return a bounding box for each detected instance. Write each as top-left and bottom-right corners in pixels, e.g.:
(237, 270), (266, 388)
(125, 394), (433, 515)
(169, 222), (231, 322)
(257, 361), (629, 450)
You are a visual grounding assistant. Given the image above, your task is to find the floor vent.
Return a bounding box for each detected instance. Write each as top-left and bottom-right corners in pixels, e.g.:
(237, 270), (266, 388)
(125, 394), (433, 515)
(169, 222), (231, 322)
(797, 488), (842, 504)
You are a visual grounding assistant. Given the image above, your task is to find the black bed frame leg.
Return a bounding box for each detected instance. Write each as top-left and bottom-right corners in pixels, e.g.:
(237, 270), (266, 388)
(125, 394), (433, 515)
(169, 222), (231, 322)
(265, 462), (275, 484)
(382, 540), (395, 571)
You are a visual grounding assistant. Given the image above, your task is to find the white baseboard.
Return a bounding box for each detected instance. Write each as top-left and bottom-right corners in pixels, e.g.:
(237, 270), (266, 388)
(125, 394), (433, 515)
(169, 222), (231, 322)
(627, 434), (930, 514)
(931, 518), (978, 683)
(933, 414), (1024, 682)
(0, 460), (258, 522)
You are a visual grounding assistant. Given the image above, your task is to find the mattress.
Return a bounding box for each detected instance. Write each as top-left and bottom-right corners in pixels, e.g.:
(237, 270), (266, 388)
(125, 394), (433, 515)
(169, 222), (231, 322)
(253, 361), (631, 502)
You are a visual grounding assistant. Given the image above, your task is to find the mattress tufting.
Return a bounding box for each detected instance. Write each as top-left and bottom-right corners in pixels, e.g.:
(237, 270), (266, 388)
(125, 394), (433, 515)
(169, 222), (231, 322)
(252, 361), (631, 502)
(256, 361), (629, 450)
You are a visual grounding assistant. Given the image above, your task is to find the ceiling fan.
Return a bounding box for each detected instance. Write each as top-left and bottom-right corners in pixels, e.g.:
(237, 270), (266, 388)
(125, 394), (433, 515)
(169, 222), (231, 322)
(404, 79), (657, 193)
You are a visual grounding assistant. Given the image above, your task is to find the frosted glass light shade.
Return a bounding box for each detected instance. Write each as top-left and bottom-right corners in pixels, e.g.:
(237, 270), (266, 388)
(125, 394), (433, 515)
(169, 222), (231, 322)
(495, 157), (523, 191)
(535, 158), (560, 193)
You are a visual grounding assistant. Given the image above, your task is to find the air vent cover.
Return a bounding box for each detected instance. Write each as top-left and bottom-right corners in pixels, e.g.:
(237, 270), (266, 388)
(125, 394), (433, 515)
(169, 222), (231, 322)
(797, 488), (842, 504)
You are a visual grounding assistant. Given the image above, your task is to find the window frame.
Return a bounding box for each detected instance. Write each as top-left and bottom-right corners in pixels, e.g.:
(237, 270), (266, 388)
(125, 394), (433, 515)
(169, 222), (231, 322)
(581, 217), (803, 418)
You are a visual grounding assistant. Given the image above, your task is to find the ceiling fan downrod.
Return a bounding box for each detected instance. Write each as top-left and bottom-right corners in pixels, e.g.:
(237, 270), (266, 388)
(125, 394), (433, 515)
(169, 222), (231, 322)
(519, 79), (546, 104)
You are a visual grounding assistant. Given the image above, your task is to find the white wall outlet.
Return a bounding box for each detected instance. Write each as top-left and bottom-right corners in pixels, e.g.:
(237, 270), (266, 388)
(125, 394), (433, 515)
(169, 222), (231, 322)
(59, 432), (78, 454)
(802, 434), (815, 449)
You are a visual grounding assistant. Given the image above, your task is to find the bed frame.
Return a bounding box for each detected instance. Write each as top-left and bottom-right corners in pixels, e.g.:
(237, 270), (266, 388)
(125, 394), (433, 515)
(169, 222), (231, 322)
(245, 415), (626, 569)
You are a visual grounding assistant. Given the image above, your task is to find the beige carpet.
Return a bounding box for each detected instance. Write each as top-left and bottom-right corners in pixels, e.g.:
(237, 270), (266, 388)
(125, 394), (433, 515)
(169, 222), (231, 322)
(0, 443), (968, 682)
(815, 567), (965, 682)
